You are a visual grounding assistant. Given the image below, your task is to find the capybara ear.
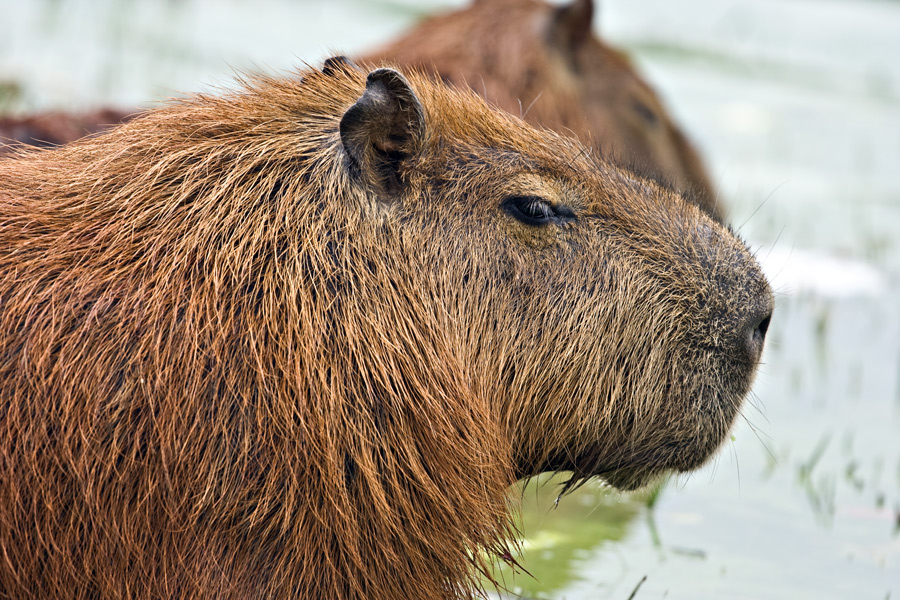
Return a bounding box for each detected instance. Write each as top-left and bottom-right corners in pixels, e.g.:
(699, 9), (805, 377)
(340, 68), (425, 198)
(550, 0), (594, 52)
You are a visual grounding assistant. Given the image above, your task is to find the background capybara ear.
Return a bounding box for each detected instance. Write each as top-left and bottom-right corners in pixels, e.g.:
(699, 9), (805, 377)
(550, 0), (594, 52)
(340, 68), (425, 198)
(322, 55), (360, 77)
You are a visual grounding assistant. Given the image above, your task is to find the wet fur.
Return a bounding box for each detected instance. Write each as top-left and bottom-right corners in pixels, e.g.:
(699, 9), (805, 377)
(0, 63), (770, 599)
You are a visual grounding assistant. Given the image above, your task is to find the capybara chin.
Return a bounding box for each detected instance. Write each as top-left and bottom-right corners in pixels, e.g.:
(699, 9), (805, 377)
(364, 0), (724, 222)
(0, 58), (772, 599)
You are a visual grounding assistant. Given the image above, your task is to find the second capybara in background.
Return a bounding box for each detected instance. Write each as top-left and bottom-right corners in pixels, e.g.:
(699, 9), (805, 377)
(1, 57), (771, 599)
(364, 0), (724, 221)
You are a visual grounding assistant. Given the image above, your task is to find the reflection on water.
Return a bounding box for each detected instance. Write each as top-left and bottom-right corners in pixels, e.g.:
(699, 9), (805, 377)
(3, 0), (899, 597)
(489, 476), (648, 598)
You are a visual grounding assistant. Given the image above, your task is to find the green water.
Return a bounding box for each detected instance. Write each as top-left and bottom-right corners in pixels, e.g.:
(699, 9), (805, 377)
(2, 0), (898, 597)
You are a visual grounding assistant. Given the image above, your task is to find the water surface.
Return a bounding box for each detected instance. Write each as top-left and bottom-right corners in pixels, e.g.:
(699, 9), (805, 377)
(2, 1), (898, 597)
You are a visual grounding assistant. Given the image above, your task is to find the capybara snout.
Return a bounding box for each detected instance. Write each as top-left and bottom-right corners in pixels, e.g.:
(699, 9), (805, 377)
(0, 62), (771, 599)
(482, 168), (774, 491)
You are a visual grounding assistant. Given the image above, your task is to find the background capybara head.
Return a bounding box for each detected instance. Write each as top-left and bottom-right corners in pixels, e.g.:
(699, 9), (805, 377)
(0, 60), (771, 599)
(364, 0), (723, 222)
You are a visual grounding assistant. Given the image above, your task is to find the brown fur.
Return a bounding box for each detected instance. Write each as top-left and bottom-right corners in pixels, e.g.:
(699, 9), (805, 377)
(363, 0), (724, 221)
(0, 108), (133, 152)
(0, 60), (771, 599)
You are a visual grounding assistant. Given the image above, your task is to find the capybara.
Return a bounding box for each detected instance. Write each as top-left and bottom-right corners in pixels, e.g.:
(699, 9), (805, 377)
(0, 58), (772, 599)
(0, 108), (133, 152)
(364, 0), (723, 221)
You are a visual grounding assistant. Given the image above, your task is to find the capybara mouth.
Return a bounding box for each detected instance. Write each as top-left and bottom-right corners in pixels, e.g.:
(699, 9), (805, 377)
(537, 417), (740, 493)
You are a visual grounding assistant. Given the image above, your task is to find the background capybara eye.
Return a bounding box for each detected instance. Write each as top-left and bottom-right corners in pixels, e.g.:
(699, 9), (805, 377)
(631, 98), (659, 127)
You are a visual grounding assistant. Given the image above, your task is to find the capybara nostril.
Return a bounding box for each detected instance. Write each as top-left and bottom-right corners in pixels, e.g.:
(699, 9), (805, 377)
(745, 304), (773, 362)
(755, 312), (772, 343)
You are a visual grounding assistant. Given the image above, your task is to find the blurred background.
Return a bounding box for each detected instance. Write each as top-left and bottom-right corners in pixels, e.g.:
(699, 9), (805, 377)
(2, 0), (898, 598)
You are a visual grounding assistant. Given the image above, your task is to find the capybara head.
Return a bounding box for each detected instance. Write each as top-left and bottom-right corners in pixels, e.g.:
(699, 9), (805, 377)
(364, 0), (723, 221)
(0, 59), (772, 599)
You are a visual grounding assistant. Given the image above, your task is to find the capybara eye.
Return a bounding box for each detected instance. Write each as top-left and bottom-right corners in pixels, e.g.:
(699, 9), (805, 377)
(502, 195), (574, 226)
